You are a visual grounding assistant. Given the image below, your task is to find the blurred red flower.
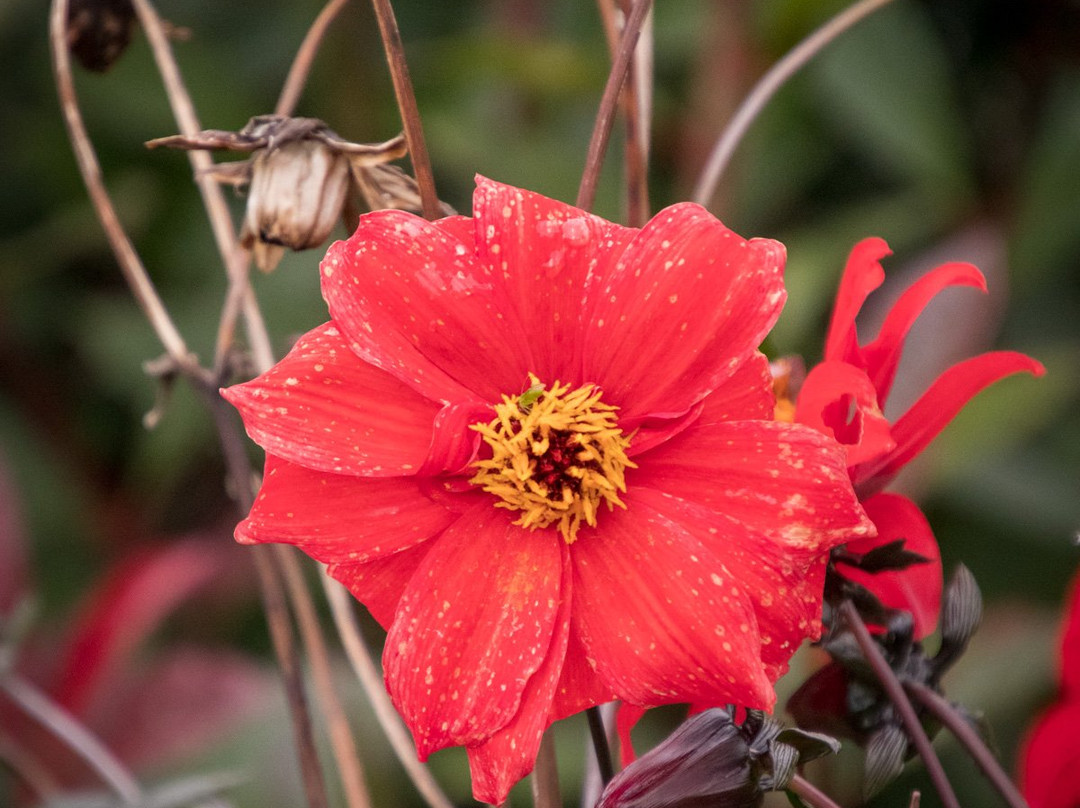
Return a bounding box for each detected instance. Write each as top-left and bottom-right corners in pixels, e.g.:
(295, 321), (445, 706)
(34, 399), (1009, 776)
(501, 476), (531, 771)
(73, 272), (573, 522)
(224, 177), (874, 804)
(791, 238), (1044, 636)
(1019, 570), (1080, 808)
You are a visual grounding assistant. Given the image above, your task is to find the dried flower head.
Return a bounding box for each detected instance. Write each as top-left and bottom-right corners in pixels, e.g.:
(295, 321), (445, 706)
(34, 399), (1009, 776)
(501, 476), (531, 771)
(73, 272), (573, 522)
(66, 0), (136, 72)
(147, 115), (453, 271)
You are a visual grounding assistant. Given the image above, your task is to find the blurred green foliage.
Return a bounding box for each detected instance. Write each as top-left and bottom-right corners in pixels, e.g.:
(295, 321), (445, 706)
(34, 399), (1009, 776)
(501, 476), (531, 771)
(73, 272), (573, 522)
(1, 0), (1078, 805)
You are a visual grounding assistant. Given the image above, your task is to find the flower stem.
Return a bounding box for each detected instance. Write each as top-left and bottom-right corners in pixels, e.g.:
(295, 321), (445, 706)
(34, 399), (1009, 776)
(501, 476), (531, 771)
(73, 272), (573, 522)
(369, 0), (441, 220)
(789, 773), (845, 808)
(839, 601), (960, 808)
(576, 0), (653, 213)
(586, 705), (615, 786)
(692, 0), (896, 206)
(323, 576), (455, 808)
(276, 0), (352, 117)
(905, 680), (1030, 808)
(532, 731), (562, 808)
(1, 673), (143, 805)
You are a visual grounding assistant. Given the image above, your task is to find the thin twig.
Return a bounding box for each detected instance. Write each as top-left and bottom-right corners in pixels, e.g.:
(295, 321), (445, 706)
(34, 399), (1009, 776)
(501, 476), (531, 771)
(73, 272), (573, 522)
(839, 601), (960, 808)
(789, 773), (845, 808)
(369, 0), (441, 220)
(905, 681), (1029, 808)
(576, 0), (653, 212)
(48, 0), (194, 372)
(276, 0), (353, 117)
(586, 706), (615, 786)
(129, 0), (273, 375)
(532, 731), (563, 808)
(1, 674), (143, 805)
(597, 0), (653, 226)
(691, 0), (896, 206)
(278, 546), (374, 808)
(322, 575), (455, 808)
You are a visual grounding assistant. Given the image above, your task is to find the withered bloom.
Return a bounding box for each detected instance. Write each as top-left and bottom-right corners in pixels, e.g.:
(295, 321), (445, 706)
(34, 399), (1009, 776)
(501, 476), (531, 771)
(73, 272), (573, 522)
(147, 115), (452, 271)
(67, 0), (136, 72)
(597, 708), (839, 808)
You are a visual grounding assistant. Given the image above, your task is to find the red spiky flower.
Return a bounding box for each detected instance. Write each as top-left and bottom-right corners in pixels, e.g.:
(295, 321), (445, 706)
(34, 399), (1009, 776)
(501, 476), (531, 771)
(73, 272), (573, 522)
(224, 177), (873, 804)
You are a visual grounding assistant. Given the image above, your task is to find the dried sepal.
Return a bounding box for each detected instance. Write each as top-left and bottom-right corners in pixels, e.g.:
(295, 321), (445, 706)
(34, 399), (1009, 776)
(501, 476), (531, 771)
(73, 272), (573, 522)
(864, 724), (908, 798)
(938, 564), (982, 665)
(351, 162), (455, 218)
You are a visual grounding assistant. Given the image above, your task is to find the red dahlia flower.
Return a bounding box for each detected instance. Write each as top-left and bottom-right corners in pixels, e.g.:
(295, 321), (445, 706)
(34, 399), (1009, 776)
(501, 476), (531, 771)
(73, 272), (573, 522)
(792, 238), (1044, 637)
(1020, 569), (1080, 808)
(224, 177), (874, 804)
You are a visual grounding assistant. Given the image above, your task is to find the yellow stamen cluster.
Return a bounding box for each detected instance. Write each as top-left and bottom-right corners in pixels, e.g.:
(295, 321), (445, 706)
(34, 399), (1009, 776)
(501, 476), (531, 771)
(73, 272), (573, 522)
(469, 375), (635, 544)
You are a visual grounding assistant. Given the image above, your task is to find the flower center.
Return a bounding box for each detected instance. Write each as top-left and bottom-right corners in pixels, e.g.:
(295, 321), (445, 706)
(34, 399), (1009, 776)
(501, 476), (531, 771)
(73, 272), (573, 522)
(469, 375), (635, 543)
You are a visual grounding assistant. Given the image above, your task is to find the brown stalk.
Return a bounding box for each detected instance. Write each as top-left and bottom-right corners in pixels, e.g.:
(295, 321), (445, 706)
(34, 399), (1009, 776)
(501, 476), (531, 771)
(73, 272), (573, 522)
(531, 731), (562, 808)
(369, 0), (441, 220)
(905, 681), (1030, 808)
(576, 0), (653, 212)
(692, 0), (896, 207)
(839, 601), (960, 808)
(789, 773), (845, 808)
(276, 0), (353, 117)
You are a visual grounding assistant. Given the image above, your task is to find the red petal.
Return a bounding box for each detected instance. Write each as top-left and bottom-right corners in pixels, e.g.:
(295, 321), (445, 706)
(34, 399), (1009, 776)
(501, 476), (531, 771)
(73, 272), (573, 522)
(583, 204), (786, 421)
(861, 261), (986, 402)
(321, 207), (528, 404)
(853, 350), (1046, 493)
(383, 504), (565, 757)
(50, 539), (233, 715)
(328, 539), (435, 629)
(616, 703), (647, 767)
(569, 494), (774, 710)
(466, 544), (573, 806)
(638, 488), (832, 680)
(824, 237), (889, 365)
(795, 361), (895, 467)
(223, 322), (441, 476)
(236, 454), (456, 564)
(549, 620), (617, 721)
(1058, 573), (1080, 696)
(1019, 698), (1080, 808)
(835, 493), (942, 639)
(471, 176), (635, 386)
(696, 352), (775, 425)
(638, 420), (875, 553)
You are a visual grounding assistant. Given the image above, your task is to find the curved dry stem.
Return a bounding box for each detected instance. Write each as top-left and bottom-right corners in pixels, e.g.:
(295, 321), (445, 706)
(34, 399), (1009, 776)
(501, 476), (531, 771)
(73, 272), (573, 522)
(369, 0), (441, 220)
(576, 0), (653, 212)
(532, 731), (562, 808)
(905, 681), (1030, 808)
(276, 0), (353, 117)
(1, 674), (143, 805)
(278, 546), (373, 808)
(789, 773), (845, 808)
(692, 0), (896, 206)
(839, 601), (960, 808)
(49, 0), (194, 372)
(129, 0), (273, 374)
(322, 575), (455, 808)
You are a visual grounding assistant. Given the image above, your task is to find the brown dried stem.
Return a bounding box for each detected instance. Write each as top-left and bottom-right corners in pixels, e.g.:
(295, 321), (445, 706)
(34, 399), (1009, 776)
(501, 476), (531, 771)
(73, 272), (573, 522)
(692, 0), (896, 207)
(278, 545), (373, 808)
(531, 731), (562, 808)
(597, 0), (652, 226)
(905, 680), (1029, 808)
(49, 0), (194, 374)
(1, 673), (143, 805)
(369, 0), (441, 220)
(276, 0), (353, 117)
(789, 773), (845, 808)
(576, 0), (653, 212)
(839, 601), (960, 808)
(322, 576), (455, 808)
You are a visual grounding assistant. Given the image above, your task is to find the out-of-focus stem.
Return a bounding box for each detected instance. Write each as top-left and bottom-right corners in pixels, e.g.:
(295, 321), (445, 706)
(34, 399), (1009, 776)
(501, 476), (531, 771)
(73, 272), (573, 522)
(577, 0), (653, 212)
(586, 706), (615, 786)
(839, 601), (960, 808)
(692, 0), (896, 206)
(323, 576), (455, 808)
(532, 731), (562, 808)
(905, 681), (1030, 808)
(276, 0), (352, 117)
(789, 773), (844, 808)
(1, 674), (142, 805)
(278, 546), (373, 808)
(369, 0), (441, 220)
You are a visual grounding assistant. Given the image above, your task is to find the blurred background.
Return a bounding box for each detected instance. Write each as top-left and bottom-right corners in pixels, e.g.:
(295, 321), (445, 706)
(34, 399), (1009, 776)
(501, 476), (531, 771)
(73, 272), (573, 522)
(1, 0), (1078, 805)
